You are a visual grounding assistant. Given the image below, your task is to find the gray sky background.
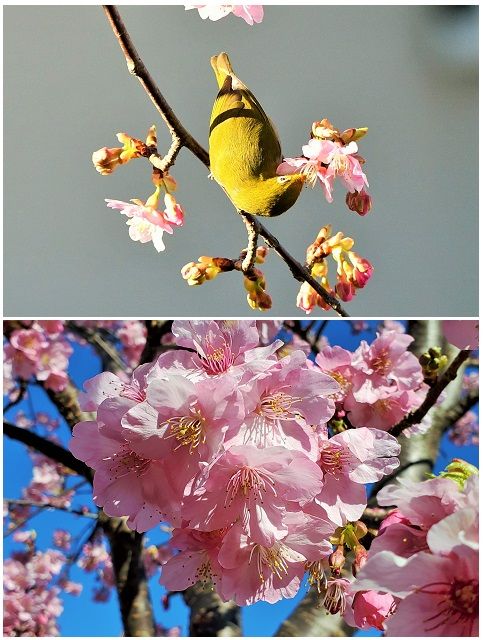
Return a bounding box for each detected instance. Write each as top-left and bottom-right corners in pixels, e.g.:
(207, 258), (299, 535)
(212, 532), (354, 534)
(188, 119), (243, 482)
(4, 5), (478, 317)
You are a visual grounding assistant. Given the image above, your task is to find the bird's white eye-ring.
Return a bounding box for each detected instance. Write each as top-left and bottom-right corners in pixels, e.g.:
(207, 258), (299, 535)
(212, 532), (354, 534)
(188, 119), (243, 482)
(277, 176), (290, 183)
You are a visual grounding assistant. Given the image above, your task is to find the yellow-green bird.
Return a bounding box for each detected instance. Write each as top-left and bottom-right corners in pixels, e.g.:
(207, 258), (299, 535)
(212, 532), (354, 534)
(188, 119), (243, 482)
(209, 52), (305, 217)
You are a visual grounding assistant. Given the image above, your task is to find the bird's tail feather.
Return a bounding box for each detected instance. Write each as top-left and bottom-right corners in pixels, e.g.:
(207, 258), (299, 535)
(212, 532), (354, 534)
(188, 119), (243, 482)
(211, 52), (236, 88)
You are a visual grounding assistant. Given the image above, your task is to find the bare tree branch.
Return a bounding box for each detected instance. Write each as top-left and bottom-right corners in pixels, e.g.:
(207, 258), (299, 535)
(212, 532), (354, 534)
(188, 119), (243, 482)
(101, 5), (350, 317)
(4, 498), (97, 519)
(3, 421), (92, 480)
(66, 321), (127, 372)
(389, 348), (471, 438)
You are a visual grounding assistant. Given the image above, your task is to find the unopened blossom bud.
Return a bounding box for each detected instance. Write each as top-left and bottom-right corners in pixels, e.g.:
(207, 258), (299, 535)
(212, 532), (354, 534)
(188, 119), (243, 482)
(181, 257), (224, 286)
(151, 167), (178, 193)
(145, 124), (157, 147)
(116, 132), (146, 162)
(346, 189), (372, 216)
(352, 543), (368, 576)
(311, 260), (329, 280)
(164, 194), (184, 226)
(419, 347), (448, 380)
(255, 246), (269, 264)
(335, 275), (355, 302)
(340, 127), (369, 144)
(244, 271), (272, 311)
(353, 521), (368, 539)
(348, 252), (374, 289)
(312, 118), (339, 141)
(296, 281), (320, 314)
(329, 545), (346, 576)
(92, 146), (124, 175)
(306, 226), (332, 265)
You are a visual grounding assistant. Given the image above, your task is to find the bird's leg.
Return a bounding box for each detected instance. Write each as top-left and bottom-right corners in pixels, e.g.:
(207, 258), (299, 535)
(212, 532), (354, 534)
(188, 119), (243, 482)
(239, 212), (259, 273)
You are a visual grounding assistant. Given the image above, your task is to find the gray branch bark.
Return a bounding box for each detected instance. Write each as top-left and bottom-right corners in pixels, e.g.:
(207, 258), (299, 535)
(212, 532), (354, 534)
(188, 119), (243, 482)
(182, 584), (242, 636)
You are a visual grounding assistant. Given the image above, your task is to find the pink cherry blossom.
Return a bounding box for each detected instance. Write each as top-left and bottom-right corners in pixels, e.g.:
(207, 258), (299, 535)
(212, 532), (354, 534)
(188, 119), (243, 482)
(217, 511), (333, 605)
(130, 372), (245, 462)
(352, 590), (397, 630)
(315, 345), (355, 401)
(225, 350), (339, 459)
(185, 5), (263, 24)
(160, 527), (227, 592)
(117, 320), (147, 368)
(315, 428), (400, 524)
(351, 330), (424, 391)
(185, 445), (324, 546)
(442, 320), (479, 350)
(356, 545), (478, 636)
(70, 419), (178, 531)
(105, 193), (184, 253)
(52, 530), (71, 550)
(165, 320), (281, 380)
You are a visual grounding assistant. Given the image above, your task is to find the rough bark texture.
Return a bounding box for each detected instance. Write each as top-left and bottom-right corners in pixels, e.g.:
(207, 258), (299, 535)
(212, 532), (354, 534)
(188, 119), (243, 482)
(182, 584), (242, 637)
(275, 589), (353, 637)
(100, 513), (155, 636)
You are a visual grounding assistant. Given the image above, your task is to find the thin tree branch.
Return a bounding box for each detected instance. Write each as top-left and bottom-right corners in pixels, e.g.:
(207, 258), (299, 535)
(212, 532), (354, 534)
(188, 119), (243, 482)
(4, 498), (98, 520)
(102, 5), (350, 317)
(441, 389), (479, 434)
(103, 5), (209, 167)
(240, 213), (259, 273)
(3, 422), (92, 481)
(389, 348), (471, 438)
(67, 321), (127, 372)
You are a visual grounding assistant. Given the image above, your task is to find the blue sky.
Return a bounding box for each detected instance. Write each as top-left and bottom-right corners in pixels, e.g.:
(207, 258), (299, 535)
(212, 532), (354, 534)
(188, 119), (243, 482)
(3, 321), (478, 636)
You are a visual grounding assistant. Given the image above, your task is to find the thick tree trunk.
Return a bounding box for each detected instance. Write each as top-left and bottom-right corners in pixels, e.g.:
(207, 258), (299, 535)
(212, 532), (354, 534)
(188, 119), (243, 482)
(183, 583), (242, 636)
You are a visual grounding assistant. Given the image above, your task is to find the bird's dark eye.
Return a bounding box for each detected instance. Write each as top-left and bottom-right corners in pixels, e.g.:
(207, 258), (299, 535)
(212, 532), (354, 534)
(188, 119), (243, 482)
(277, 176), (289, 183)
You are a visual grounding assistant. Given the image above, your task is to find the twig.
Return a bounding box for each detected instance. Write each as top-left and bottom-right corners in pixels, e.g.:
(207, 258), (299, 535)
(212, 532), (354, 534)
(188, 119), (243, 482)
(3, 422), (92, 481)
(3, 381), (27, 414)
(441, 389), (479, 433)
(389, 349), (471, 438)
(102, 5), (350, 318)
(67, 321), (127, 372)
(4, 498), (98, 520)
(103, 5), (209, 167)
(239, 213), (259, 273)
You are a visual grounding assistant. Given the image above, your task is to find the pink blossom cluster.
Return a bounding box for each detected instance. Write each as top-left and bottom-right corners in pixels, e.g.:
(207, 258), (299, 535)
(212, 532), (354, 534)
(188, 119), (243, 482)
(315, 329), (430, 434)
(4, 453), (75, 533)
(185, 5), (264, 25)
(350, 469), (479, 636)
(277, 119), (372, 215)
(73, 320), (147, 369)
(75, 536), (171, 603)
(4, 322), (72, 394)
(70, 320), (401, 605)
(12, 410), (60, 432)
(4, 543), (66, 636)
(448, 410), (479, 446)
